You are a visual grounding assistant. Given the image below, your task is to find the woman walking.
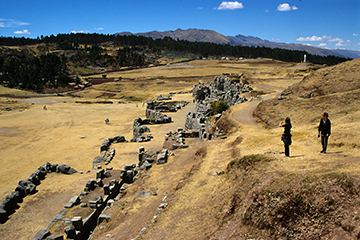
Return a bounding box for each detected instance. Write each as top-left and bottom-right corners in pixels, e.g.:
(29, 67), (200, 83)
(318, 112), (331, 153)
(280, 117), (292, 157)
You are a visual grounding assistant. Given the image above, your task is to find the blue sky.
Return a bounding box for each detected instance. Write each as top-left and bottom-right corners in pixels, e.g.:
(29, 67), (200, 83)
(1, 0), (359, 51)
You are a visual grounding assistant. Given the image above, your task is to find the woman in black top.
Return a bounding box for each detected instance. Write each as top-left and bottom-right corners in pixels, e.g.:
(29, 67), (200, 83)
(318, 112), (331, 153)
(280, 117), (292, 157)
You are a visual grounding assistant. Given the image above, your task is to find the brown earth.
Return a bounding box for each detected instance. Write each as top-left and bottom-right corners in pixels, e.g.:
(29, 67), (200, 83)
(1, 58), (360, 240)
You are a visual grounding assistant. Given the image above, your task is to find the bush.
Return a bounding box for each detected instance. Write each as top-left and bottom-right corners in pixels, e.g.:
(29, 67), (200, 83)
(210, 101), (229, 115)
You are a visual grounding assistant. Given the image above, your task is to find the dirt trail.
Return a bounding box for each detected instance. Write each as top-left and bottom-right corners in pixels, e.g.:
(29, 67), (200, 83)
(232, 90), (280, 127)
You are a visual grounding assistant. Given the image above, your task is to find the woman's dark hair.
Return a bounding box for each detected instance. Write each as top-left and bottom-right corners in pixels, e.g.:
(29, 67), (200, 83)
(323, 112), (328, 117)
(285, 117), (291, 124)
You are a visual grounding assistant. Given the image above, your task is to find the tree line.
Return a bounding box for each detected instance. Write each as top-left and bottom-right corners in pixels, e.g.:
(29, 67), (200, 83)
(0, 53), (69, 91)
(0, 33), (349, 65)
(0, 33), (350, 91)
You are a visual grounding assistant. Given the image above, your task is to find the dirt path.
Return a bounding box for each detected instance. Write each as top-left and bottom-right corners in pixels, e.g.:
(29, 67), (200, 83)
(232, 90), (280, 127)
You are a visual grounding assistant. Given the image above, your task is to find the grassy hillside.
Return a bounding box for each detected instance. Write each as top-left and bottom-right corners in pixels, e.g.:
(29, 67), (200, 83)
(1, 58), (360, 239)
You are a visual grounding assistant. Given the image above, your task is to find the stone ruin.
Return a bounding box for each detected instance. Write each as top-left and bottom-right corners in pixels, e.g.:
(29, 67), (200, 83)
(163, 128), (190, 150)
(146, 100), (188, 117)
(131, 118), (153, 142)
(28, 143), (171, 240)
(131, 100), (189, 142)
(3, 74), (251, 239)
(156, 94), (172, 101)
(182, 73), (253, 142)
(193, 74), (252, 116)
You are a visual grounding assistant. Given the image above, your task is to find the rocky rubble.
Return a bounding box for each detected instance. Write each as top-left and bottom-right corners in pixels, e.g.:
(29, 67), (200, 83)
(131, 100), (189, 142)
(0, 162), (76, 224)
(30, 144), (171, 239)
(12, 74), (250, 238)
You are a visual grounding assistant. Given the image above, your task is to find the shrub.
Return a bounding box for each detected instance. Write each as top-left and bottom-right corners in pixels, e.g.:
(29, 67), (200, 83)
(210, 101), (229, 115)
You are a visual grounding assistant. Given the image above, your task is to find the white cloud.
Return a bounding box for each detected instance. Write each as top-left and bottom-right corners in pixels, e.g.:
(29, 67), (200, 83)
(94, 27), (104, 31)
(297, 35), (352, 47)
(335, 42), (349, 47)
(71, 30), (90, 33)
(265, 9), (269, 12)
(296, 36), (322, 41)
(329, 37), (344, 43)
(277, 3), (298, 11)
(0, 18), (30, 27)
(198, 7), (203, 10)
(216, 1), (244, 10)
(14, 29), (31, 34)
(353, 33), (358, 36)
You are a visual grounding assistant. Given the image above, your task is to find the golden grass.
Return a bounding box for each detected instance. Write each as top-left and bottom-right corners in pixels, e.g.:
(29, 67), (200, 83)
(1, 58), (360, 239)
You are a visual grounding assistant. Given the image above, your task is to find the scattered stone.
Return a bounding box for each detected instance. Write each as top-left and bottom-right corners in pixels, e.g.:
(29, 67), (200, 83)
(93, 156), (106, 168)
(140, 161), (152, 170)
(32, 228), (50, 240)
(99, 214), (111, 223)
(64, 195), (81, 208)
(46, 235), (64, 240)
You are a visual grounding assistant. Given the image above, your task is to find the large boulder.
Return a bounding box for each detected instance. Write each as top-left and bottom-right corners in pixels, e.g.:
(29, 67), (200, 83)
(100, 138), (112, 152)
(16, 179), (37, 196)
(157, 149), (168, 165)
(56, 164), (76, 174)
(112, 135), (126, 143)
(85, 179), (97, 191)
(120, 164), (137, 183)
(0, 192), (20, 215)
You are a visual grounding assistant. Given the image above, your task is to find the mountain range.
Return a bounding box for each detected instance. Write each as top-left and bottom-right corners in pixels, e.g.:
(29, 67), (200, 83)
(116, 28), (360, 59)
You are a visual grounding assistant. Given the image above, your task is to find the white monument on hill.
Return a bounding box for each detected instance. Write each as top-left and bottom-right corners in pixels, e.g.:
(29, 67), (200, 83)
(303, 54), (307, 63)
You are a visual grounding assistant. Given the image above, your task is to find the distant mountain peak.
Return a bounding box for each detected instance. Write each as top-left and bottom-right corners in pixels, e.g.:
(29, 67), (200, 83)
(115, 28), (356, 59)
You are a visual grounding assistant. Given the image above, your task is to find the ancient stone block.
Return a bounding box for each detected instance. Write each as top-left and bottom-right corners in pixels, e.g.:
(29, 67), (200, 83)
(32, 228), (50, 240)
(71, 216), (83, 230)
(64, 195), (80, 208)
(85, 179), (97, 191)
(64, 225), (76, 239)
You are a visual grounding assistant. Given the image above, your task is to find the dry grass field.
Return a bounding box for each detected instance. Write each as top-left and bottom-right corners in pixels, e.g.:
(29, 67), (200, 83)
(1, 58), (360, 239)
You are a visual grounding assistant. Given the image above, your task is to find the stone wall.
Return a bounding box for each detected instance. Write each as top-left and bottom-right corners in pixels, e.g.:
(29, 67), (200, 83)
(192, 74), (252, 116)
(0, 162), (76, 224)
